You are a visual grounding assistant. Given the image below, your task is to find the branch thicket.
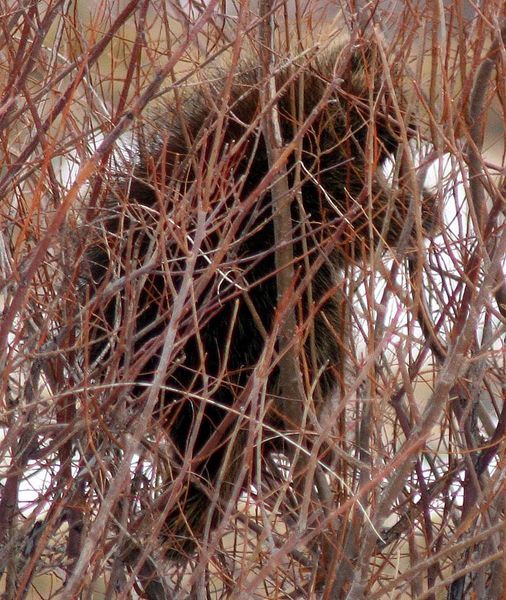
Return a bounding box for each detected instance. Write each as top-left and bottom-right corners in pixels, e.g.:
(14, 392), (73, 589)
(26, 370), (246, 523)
(0, 1), (505, 599)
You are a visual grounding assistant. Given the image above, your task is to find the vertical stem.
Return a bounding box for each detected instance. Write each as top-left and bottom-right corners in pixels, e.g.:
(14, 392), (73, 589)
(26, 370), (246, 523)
(258, 3), (306, 439)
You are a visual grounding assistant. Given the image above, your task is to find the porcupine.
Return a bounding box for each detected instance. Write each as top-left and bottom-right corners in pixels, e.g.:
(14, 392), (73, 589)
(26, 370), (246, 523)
(84, 39), (436, 563)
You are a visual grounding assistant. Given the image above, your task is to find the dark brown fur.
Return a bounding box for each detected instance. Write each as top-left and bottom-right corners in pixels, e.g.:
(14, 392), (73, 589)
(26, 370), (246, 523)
(85, 41), (433, 561)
